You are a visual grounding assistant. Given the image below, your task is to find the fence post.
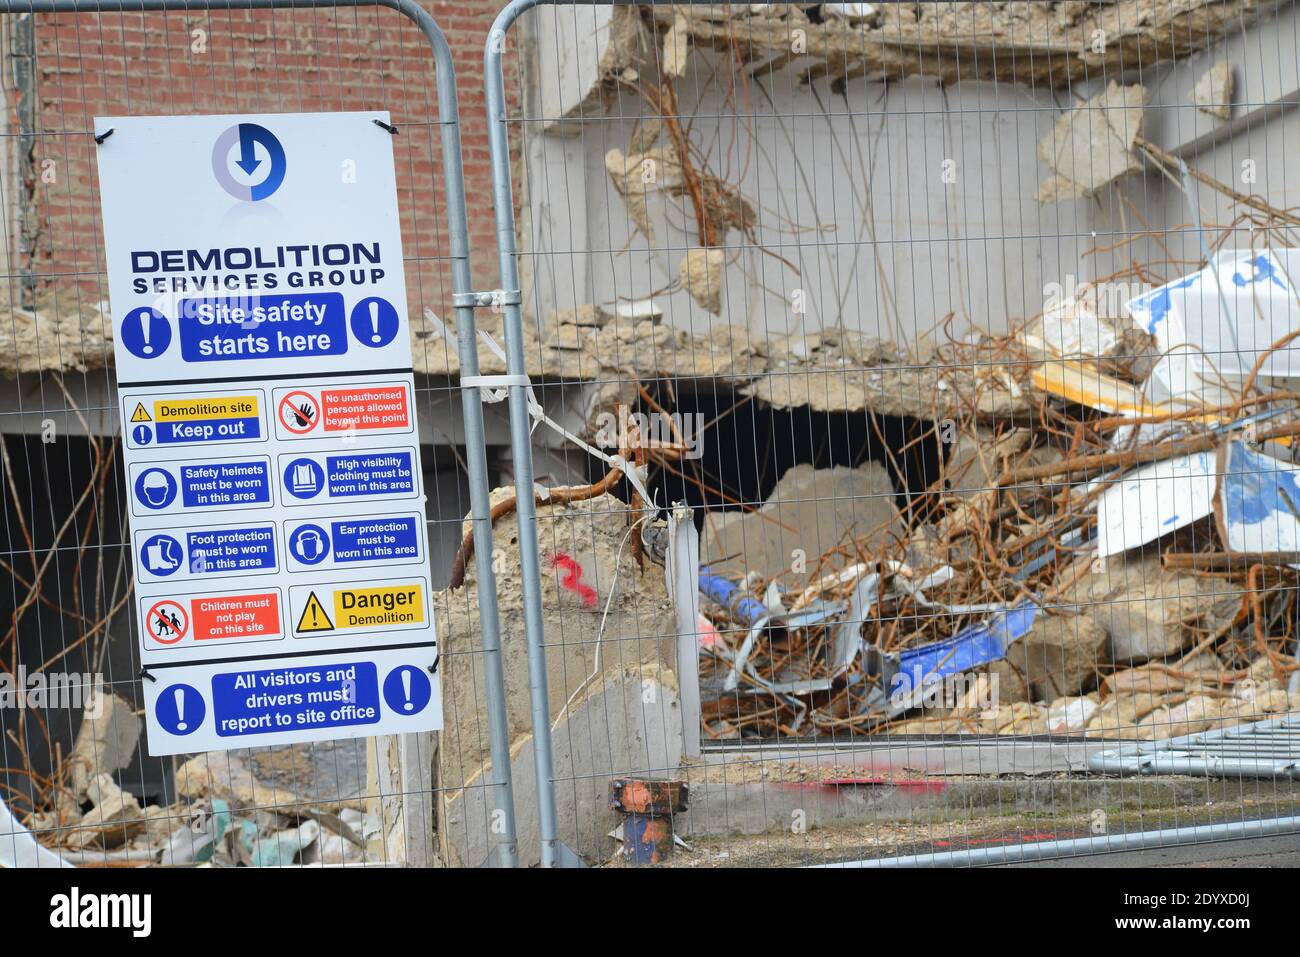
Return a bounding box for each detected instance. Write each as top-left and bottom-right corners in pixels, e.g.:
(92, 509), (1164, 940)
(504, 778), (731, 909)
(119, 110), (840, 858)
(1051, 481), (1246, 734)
(484, 0), (577, 869)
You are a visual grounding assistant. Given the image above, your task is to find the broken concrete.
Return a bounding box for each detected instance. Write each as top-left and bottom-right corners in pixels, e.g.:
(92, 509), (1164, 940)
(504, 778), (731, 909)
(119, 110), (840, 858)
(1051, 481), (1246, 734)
(1064, 554), (1241, 665)
(174, 752), (363, 814)
(1036, 82), (1147, 202)
(1006, 612), (1110, 700)
(441, 663), (681, 866)
(647, 1), (1269, 90)
(67, 774), (145, 850)
(702, 461), (900, 581)
(1192, 59), (1234, 119)
(679, 247), (725, 315)
(436, 493), (678, 796)
(67, 687), (141, 799)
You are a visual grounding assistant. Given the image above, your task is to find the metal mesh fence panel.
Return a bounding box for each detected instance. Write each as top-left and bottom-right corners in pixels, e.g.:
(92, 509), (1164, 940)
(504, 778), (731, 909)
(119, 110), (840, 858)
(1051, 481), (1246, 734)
(0, 0), (521, 868)
(477, 0), (1300, 866)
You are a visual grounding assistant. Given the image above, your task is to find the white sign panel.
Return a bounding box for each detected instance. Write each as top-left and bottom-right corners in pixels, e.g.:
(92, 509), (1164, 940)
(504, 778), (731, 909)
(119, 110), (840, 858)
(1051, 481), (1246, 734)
(97, 112), (440, 754)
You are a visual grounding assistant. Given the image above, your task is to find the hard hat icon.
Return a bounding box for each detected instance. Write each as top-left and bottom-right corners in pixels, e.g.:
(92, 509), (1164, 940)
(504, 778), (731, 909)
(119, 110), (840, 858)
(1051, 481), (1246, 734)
(135, 468), (177, 510)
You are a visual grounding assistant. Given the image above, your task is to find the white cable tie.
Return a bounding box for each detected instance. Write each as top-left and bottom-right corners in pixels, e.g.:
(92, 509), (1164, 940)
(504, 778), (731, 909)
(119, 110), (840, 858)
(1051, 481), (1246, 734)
(608, 454), (657, 515)
(461, 374), (531, 390)
(478, 329), (509, 363)
(422, 308), (458, 349)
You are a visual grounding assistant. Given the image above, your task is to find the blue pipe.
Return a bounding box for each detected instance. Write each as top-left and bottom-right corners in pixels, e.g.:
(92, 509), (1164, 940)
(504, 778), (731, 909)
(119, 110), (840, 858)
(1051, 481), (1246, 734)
(699, 569), (770, 628)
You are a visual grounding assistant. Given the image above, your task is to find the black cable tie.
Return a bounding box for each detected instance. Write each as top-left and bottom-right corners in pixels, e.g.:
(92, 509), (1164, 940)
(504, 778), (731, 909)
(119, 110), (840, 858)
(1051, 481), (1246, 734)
(373, 119), (398, 135)
(94, 128), (114, 145)
(139, 667), (157, 683)
(428, 654), (440, 675)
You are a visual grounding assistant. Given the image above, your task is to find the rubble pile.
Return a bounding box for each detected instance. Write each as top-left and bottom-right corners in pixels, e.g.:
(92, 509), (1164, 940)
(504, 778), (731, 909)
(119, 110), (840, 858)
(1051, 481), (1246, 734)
(9, 686), (385, 866)
(692, 248), (1300, 741)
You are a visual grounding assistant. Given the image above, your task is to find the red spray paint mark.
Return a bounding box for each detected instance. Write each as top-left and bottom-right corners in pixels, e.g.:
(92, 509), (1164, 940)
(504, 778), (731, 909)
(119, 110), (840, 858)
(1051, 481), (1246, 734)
(550, 553), (597, 608)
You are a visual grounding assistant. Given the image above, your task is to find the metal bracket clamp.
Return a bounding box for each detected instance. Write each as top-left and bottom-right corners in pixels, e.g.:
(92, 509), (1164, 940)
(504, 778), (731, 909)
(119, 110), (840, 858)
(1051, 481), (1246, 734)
(452, 289), (522, 309)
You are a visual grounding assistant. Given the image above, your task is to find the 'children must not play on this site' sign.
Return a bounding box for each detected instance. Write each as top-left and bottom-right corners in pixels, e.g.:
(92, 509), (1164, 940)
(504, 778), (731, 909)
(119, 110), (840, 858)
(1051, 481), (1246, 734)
(97, 112), (440, 755)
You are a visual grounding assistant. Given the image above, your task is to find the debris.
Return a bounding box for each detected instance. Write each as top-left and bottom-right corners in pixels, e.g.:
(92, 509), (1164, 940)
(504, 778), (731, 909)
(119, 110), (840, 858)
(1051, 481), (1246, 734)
(643, 2), (1267, 91)
(609, 778), (688, 865)
(1128, 250), (1300, 405)
(1029, 356), (1153, 416)
(1192, 59), (1234, 120)
(823, 3), (878, 23)
(1006, 613), (1110, 701)
(679, 246), (725, 314)
(1018, 296), (1120, 360)
(615, 299), (664, 321)
(1035, 82), (1147, 202)
(250, 820), (321, 868)
(0, 794), (73, 868)
(702, 461), (899, 580)
(1047, 695), (1100, 733)
(174, 751), (360, 813)
(1217, 439), (1300, 560)
(67, 687), (141, 799)
(876, 604), (1039, 712)
(1095, 450), (1217, 557)
(1072, 554), (1241, 665)
(549, 304), (615, 329)
(662, 10), (691, 77)
(66, 774), (145, 850)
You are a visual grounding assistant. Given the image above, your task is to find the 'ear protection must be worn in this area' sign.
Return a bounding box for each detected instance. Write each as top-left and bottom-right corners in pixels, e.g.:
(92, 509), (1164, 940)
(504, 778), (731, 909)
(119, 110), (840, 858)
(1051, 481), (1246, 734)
(98, 112), (440, 755)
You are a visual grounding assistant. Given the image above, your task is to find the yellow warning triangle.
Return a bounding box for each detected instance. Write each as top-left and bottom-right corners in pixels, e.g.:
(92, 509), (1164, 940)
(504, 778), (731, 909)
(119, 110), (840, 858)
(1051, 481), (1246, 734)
(130, 402), (152, 423)
(295, 591), (335, 633)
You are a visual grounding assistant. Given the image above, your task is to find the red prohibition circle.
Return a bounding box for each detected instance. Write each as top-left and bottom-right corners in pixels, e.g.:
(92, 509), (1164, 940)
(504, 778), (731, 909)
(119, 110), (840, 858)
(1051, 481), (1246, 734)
(279, 390), (320, 434)
(146, 600), (189, 645)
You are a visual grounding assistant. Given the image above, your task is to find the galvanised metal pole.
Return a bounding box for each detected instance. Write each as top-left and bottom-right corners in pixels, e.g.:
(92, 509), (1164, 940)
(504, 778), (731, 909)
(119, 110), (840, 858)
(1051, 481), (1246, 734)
(812, 815), (1300, 868)
(5, 0), (519, 868)
(484, 0), (575, 869)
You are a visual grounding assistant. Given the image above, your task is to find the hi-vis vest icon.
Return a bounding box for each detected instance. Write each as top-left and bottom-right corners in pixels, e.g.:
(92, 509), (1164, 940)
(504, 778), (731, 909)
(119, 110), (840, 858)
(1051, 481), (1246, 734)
(295, 591), (334, 632)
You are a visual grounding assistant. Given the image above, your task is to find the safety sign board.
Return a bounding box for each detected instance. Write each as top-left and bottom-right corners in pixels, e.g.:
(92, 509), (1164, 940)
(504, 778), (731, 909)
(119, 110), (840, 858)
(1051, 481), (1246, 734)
(271, 381), (413, 439)
(100, 112), (440, 754)
(278, 448), (418, 503)
(283, 513), (423, 571)
(128, 456), (273, 517)
(124, 388), (266, 450)
(142, 589), (284, 650)
(289, 578), (431, 637)
(134, 522), (278, 583)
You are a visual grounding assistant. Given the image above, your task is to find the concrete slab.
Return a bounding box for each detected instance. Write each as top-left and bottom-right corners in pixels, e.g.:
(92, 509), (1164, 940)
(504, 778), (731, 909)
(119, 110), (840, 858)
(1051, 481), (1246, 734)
(441, 664), (682, 866)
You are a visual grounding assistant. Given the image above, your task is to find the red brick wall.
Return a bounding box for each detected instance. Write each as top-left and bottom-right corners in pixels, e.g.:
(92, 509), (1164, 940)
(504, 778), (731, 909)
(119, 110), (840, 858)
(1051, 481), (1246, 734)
(27, 3), (514, 326)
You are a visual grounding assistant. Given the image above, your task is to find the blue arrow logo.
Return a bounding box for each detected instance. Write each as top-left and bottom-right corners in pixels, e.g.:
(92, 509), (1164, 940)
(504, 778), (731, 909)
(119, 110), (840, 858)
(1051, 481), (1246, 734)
(235, 125), (262, 176)
(212, 122), (287, 202)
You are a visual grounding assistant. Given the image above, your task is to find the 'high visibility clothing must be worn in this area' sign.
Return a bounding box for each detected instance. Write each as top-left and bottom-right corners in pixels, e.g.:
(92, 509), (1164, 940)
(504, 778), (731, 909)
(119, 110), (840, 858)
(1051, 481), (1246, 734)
(98, 112), (440, 755)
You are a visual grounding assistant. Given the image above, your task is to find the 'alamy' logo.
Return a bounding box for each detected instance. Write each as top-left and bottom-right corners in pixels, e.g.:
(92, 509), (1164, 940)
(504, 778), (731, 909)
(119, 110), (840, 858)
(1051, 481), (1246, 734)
(49, 888), (151, 937)
(211, 123), (286, 202)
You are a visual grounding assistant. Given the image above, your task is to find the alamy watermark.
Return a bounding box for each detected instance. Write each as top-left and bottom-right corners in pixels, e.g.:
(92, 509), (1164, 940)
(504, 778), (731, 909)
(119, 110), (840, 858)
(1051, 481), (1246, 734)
(888, 669), (998, 711)
(0, 669), (106, 714)
(1042, 274), (1153, 316)
(594, 404), (705, 460)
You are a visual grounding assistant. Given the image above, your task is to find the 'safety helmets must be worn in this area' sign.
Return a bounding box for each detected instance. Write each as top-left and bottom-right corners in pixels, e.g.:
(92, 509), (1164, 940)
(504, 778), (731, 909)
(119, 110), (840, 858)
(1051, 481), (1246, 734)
(98, 112), (440, 755)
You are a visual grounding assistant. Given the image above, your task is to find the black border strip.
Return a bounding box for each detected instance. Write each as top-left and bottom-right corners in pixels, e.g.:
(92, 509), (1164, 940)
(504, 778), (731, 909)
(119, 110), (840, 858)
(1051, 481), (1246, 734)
(143, 639), (437, 669)
(117, 366), (414, 389)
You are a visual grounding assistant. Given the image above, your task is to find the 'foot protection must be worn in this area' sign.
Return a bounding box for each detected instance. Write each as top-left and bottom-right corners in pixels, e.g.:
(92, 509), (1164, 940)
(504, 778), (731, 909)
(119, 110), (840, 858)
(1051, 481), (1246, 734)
(97, 112), (440, 755)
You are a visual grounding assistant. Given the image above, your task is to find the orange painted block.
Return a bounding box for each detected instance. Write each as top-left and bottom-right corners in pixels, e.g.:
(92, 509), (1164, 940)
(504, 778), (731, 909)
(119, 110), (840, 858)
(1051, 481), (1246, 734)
(192, 592), (281, 641)
(320, 385), (410, 432)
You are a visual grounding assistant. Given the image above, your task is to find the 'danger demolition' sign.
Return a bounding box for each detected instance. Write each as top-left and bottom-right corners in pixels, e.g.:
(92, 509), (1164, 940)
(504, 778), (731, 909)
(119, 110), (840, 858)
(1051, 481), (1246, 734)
(97, 112), (440, 755)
